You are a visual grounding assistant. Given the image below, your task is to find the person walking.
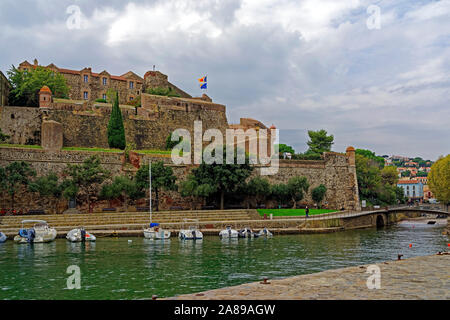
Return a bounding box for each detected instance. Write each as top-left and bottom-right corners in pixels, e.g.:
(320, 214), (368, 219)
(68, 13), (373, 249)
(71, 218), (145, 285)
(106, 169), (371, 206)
(305, 206), (309, 218)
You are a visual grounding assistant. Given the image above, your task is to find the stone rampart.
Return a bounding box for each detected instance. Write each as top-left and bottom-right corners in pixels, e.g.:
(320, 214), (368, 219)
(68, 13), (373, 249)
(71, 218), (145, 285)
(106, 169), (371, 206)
(0, 147), (360, 212)
(0, 96), (228, 150)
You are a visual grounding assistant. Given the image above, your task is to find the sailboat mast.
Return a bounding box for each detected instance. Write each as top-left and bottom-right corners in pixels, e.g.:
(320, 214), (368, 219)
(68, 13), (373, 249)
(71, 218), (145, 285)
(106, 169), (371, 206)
(149, 160), (152, 224)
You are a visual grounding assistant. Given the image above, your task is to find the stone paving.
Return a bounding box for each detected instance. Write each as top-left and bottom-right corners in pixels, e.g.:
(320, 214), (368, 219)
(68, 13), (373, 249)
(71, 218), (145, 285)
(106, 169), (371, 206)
(167, 254), (450, 300)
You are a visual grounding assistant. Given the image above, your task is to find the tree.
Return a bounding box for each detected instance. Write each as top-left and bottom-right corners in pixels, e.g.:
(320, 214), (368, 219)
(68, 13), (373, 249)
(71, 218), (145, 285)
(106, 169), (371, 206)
(7, 65), (69, 107)
(428, 155), (450, 208)
(107, 91), (126, 150)
(64, 156), (110, 213)
(355, 149), (385, 168)
(106, 88), (117, 104)
(311, 184), (327, 208)
(356, 154), (403, 206)
(355, 154), (381, 203)
(100, 175), (141, 210)
(179, 176), (215, 210)
(187, 147), (253, 210)
(277, 144), (295, 155)
(1, 161), (36, 209)
(395, 186), (407, 204)
(380, 166), (398, 186)
(271, 183), (290, 208)
(401, 170), (411, 177)
(29, 173), (64, 213)
(135, 161), (177, 211)
(287, 176), (309, 208)
(245, 177), (271, 208)
(306, 129), (334, 154)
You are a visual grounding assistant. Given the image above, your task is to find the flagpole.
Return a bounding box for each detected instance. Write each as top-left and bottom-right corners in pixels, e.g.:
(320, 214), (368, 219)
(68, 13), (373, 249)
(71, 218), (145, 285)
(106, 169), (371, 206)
(149, 160), (152, 225)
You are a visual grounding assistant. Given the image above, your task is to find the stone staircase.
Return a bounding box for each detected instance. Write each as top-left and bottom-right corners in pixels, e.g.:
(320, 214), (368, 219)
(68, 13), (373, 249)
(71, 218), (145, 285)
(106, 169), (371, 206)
(0, 210), (260, 236)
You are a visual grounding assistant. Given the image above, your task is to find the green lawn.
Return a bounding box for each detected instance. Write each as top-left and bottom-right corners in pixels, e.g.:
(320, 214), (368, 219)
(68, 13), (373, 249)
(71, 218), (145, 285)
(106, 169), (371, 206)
(0, 144), (42, 149)
(257, 208), (336, 217)
(62, 147), (123, 153)
(135, 149), (172, 155)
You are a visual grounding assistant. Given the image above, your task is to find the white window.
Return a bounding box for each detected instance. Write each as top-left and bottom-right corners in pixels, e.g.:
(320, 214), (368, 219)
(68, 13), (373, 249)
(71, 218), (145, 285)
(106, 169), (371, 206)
(84, 75), (89, 83)
(83, 91), (88, 100)
(129, 81), (134, 89)
(102, 94), (107, 100)
(103, 77), (107, 85)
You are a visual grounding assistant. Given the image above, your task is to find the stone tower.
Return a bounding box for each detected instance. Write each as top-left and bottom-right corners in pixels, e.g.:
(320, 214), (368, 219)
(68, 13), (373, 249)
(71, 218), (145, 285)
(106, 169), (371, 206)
(346, 146), (361, 211)
(39, 86), (52, 108)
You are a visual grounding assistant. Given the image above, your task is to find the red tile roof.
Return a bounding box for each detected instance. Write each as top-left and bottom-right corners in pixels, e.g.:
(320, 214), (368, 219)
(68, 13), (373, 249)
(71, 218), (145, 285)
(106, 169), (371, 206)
(398, 180), (419, 184)
(39, 85), (52, 93)
(21, 61), (142, 83)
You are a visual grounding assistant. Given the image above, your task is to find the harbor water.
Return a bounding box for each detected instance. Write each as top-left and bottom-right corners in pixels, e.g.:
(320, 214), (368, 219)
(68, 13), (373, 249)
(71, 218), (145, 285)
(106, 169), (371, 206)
(0, 220), (447, 299)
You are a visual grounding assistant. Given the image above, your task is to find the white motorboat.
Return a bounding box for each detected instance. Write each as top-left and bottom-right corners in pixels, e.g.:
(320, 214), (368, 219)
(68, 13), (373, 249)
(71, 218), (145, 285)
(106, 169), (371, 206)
(143, 161), (171, 240)
(179, 219), (203, 240)
(14, 220), (57, 243)
(66, 228), (96, 242)
(219, 226), (239, 239)
(0, 231), (6, 243)
(144, 223), (171, 240)
(238, 227), (259, 238)
(257, 227), (273, 237)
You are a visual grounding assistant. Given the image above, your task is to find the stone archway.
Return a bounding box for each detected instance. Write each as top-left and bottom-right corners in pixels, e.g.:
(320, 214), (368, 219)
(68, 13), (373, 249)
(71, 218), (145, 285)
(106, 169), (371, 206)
(376, 215), (385, 228)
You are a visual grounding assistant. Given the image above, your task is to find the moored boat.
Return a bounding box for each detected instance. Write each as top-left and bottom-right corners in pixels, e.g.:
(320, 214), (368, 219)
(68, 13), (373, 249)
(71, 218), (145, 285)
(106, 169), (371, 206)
(144, 222), (171, 239)
(257, 227), (273, 237)
(219, 226), (239, 239)
(0, 231), (6, 243)
(238, 227), (259, 238)
(66, 228), (96, 242)
(143, 161), (171, 240)
(14, 220), (57, 243)
(179, 219), (203, 240)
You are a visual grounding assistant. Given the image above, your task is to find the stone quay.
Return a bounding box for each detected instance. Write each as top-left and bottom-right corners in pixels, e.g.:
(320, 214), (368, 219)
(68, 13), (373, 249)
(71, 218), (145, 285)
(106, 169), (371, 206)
(166, 254), (450, 300)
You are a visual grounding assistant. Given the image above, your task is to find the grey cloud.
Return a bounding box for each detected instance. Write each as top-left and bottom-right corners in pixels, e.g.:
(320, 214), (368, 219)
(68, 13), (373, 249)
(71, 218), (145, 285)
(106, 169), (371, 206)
(0, 0), (448, 160)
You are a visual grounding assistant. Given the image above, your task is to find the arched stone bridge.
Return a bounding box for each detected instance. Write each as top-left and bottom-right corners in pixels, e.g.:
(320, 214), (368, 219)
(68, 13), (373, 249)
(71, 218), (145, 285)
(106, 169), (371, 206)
(314, 206), (449, 230)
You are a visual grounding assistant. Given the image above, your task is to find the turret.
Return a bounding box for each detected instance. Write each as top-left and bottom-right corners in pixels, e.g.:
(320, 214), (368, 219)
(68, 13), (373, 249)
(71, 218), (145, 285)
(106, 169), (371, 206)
(39, 86), (52, 108)
(346, 146), (356, 166)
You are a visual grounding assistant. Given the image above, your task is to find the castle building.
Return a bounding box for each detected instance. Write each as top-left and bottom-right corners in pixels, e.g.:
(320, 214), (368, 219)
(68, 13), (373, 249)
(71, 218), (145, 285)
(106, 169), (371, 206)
(18, 59), (191, 105)
(0, 71), (10, 107)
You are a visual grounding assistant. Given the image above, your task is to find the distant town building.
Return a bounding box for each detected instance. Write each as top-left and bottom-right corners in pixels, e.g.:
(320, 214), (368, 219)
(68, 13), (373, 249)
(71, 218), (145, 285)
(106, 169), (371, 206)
(423, 185), (434, 201)
(0, 71), (10, 106)
(416, 176), (428, 185)
(397, 180), (424, 201)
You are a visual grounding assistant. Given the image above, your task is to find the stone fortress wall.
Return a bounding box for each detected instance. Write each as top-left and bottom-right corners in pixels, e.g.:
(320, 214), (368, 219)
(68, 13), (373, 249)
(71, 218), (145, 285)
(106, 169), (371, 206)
(0, 92), (228, 150)
(0, 147), (360, 212)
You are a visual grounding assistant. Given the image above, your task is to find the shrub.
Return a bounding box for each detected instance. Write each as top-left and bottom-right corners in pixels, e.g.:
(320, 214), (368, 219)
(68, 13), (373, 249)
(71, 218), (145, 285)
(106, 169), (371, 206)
(146, 87), (181, 97)
(95, 98), (107, 103)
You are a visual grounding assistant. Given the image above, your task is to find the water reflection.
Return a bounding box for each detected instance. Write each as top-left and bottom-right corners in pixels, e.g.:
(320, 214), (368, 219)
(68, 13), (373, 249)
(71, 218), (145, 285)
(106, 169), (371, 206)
(0, 223), (447, 300)
(66, 241), (96, 253)
(179, 239), (203, 255)
(15, 242), (57, 260)
(220, 238), (239, 245)
(143, 238), (171, 255)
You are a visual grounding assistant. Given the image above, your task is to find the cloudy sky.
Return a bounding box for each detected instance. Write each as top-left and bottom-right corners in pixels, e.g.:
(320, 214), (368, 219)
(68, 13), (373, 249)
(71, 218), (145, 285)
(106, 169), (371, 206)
(1, 0), (449, 160)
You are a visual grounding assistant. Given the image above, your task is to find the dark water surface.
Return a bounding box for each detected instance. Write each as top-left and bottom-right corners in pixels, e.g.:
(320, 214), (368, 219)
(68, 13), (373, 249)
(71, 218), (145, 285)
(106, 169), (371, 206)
(0, 221), (447, 299)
